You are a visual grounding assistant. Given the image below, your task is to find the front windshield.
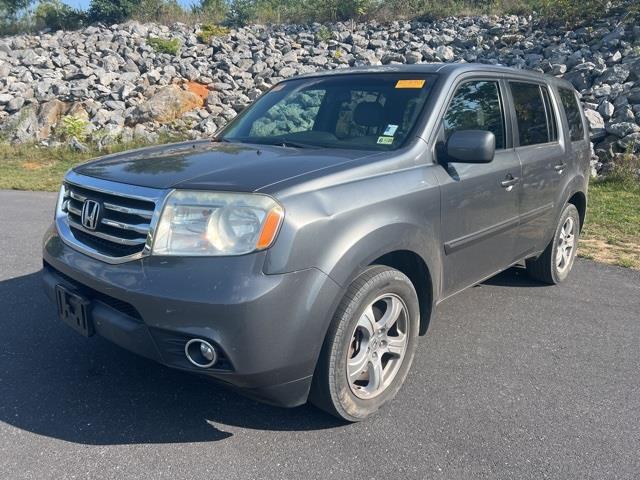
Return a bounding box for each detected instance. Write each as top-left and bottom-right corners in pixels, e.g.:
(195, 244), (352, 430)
(220, 73), (436, 151)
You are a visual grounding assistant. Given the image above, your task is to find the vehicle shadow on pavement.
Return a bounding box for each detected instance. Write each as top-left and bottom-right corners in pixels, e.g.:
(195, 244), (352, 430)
(0, 271), (344, 446)
(481, 265), (549, 288)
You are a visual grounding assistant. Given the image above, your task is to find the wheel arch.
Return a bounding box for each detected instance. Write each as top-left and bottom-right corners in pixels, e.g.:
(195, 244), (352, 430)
(369, 250), (434, 336)
(321, 222), (440, 338)
(567, 190), (587, 232)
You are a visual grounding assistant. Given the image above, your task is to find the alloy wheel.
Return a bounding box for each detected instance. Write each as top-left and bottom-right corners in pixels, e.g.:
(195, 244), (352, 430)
(346, 294), (409, 399)
(556, 216), (576, 273)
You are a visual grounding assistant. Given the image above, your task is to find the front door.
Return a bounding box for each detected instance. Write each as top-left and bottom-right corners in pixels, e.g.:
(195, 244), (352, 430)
(433, 79), (522, 298)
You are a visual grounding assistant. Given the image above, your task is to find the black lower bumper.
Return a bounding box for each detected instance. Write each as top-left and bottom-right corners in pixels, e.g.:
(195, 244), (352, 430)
(42, 225), (342, 407)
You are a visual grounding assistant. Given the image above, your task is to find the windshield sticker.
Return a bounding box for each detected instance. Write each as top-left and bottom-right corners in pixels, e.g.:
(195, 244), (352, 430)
(383, 124), (399, 136)
(395, 79), (426, 89)
(377, 136), (394, 145)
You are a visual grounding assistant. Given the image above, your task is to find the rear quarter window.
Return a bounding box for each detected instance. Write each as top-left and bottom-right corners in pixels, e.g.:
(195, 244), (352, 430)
(558, 88), (585, 142)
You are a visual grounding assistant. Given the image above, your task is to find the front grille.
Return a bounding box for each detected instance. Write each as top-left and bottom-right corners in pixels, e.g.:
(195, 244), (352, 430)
(62, 182), (156, 259)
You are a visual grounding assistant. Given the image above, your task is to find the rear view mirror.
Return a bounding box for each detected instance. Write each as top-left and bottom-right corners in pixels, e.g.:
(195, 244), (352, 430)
(446, 130), (495, 163)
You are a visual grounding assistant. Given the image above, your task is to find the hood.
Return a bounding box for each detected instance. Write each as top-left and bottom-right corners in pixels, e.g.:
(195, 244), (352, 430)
(73, 140), (373, 192)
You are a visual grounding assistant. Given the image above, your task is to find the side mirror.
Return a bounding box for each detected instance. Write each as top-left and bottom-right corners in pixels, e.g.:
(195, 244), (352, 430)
(446, 130), (496, 163)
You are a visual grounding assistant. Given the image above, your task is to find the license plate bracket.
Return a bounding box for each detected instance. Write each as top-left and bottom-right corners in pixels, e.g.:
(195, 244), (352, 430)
(55, 284), (94, 337)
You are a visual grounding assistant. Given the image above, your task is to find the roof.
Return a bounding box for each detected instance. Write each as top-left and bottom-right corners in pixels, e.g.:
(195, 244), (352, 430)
(291, 63), (575, 90)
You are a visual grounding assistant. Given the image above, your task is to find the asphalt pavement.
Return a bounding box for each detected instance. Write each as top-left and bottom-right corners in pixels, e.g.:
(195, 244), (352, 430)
(1, 189), (639, 480)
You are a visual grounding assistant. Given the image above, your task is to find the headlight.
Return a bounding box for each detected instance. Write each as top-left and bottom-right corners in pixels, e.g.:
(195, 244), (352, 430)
(152, 191), (284, 256)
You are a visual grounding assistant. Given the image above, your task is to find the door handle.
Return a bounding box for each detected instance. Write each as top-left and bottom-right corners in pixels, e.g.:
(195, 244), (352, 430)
(554, 162), (567, 172)
(500, 175), (519, 189)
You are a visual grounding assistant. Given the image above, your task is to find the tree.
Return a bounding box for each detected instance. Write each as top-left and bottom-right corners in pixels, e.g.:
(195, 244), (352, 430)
(0, 0), (33, 18)
(225, 0), (256, 26)
(88, 0), (140, 24)
(193, 0), (227, 23)
(34, 0), (86, 30)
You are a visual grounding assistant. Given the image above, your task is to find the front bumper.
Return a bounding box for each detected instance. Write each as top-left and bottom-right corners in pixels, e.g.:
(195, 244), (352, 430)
(42, 224), (341, 407)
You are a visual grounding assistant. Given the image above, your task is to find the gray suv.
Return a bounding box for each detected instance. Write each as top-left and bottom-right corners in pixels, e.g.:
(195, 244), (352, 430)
(42, 64), (590, 421)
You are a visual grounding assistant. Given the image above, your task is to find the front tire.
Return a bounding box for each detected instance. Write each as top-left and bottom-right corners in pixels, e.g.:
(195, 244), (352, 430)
(310, 265), (420, 422)
(526, 203), (580, 284)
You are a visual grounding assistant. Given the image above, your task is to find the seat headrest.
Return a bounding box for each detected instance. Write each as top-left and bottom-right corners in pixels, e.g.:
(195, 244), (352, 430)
(353, 102), (385, 128)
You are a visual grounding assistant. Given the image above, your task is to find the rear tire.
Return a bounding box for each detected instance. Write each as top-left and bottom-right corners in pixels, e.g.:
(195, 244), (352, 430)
(526, 203), (580, 284)
(310, 265), (420, 422)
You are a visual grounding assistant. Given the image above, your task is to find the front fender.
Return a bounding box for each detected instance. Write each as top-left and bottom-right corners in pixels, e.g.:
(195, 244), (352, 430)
(321, 222), (442, 290)
(264, 164), (442, 292)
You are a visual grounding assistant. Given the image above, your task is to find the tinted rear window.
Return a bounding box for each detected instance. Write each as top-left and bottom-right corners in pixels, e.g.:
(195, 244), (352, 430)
(559, 88), (585, 141)
(510, 82), (558, 146)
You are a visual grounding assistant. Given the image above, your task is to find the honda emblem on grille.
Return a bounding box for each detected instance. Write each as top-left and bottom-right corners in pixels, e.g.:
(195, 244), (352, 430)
(81, 199), (101, 230)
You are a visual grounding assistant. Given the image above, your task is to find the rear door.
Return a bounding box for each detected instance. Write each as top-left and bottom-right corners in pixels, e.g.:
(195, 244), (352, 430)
(433, 78), (522, 297)
(508, 81), (567, 257)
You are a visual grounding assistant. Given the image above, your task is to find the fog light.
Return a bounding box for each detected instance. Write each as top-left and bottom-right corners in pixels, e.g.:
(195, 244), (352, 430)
(184, 339), (218, 368)
(200, 342), (215, 362)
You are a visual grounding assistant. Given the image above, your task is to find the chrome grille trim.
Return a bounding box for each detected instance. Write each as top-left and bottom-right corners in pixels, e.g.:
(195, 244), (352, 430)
(68, 219), (148, 246)
(55, 171), (171, 265)
(66, 203), (82, 216)
(100, 218), (150, 235)
(69, 190), (87, 202)
(103, 202), (154, 219)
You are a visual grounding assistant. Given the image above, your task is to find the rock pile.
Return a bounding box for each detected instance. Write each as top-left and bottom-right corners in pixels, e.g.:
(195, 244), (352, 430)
(0, 5), (639, 174)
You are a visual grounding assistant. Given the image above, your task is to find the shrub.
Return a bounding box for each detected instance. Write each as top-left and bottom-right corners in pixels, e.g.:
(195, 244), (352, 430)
(88, 0), (138, 24)
(610, 144), (640, 185)
(58, 115), (89, 141)
(147, 36), (182, 55)
(316, 25), (332, 42)
(197, 23), (230, 43)
(529, 0), (611, 25)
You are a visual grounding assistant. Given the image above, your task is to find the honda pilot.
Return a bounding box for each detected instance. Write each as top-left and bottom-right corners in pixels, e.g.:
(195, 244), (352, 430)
(42, 64), (590, 421)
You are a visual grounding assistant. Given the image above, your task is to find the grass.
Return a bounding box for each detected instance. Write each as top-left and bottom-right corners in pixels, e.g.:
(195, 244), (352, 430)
(578, 178), (640, 269)
(0, 142), (638, 269)
(0, 138), (180, 191)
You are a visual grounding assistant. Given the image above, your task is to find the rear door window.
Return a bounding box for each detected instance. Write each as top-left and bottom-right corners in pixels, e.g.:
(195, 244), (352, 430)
(510, 82), (558, 146)
(558, 88), (585, 141)
(443, 80), (506, 150)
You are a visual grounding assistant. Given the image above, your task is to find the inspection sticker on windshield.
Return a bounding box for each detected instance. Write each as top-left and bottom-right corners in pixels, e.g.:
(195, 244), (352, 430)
(377, 136), (394, 145)
(383, 124), (399, 136)
(396, 79), (426, 89)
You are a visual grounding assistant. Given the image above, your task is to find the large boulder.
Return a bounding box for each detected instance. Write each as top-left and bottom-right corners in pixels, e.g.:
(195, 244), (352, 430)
(1, 105), (38, 143)
(37, 99), (68, 140)
(606, 121), (640, 138)
(127, 85), (204, 125)
(618, 133), (640, 153)
(585, 109), (606, 140)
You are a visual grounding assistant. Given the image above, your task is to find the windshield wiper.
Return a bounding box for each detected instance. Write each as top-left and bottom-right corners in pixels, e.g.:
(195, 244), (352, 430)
(229, 137), (327, 149)
(274, 140), (321, 149)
